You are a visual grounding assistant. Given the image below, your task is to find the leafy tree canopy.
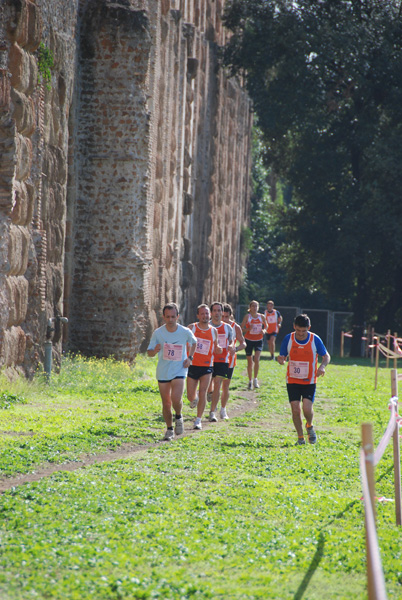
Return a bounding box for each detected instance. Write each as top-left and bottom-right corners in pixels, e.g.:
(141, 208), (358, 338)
(223, 0), (402, 353)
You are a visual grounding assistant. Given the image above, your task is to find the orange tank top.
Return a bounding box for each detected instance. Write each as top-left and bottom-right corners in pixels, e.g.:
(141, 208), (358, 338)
(286, 332), (318, 384)
(212, 322), (231, 364)
(229, 321), (237, 368)
(265, 310), (279, 334)
(244, 314), (264, 341)
(190, 323), (216, 367)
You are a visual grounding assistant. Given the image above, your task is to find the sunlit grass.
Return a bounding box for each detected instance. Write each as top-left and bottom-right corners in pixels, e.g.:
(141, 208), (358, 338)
(0, 353), (400, 598)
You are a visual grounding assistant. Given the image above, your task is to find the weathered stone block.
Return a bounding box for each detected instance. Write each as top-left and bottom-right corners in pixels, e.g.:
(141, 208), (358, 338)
(2, 326), (26, 366)
(9, 43), (31, 93)
(11, 180), (34, 225)
(15, 134), (32, 181)
(26, 0), (42, 52)
(7, 224), (30, 276)
(5, 275), (28, 326)
(11, 88), (35, 136)
(183, 192), (193, 215)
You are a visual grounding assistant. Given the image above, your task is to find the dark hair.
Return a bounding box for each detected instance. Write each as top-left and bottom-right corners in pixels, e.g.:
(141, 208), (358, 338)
(163, 302), (179, 316)
(294, 313), (310, 328)
(197, 303), (210, 314)
(223, 303), (232, 315)
(210, 301), (223, 312)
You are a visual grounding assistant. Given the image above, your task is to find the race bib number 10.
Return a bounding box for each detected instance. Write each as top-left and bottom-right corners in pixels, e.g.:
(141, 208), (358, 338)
(163, 343), (183, 361)
(289, 360), (309, 379)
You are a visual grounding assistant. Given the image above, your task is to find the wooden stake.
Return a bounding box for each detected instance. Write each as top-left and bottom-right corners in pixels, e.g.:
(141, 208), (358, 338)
(394, 332), (398, 370)
(391, 369), (402, 527)
(386, 330), (391, 369)
(340, 330), (344, 358)
(374, 337), (379, 390)
(362, 423), (376, 599)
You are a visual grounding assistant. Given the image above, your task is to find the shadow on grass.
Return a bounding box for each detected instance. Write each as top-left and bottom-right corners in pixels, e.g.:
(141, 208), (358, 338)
(293, 531), (325, 600)
(293, 499), (360, 599)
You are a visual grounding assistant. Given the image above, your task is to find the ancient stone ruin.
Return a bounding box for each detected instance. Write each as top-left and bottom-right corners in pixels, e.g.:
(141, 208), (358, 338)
(0, 0), (251, 376)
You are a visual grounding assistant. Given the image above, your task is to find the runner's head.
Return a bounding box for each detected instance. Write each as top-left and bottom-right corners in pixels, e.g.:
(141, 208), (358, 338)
(210, 302), (223, 321)
(163, 302), (179, 316)
(294, 314), (310, 328)
(248, 300), (259, 313)
(223, 304), (232, 323)
(266, 300), (274, 310)
(197, 304), (211, 323)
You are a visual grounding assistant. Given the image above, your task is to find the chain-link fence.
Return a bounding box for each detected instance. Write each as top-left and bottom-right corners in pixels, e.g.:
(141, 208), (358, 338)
(235, 304), (353, 355)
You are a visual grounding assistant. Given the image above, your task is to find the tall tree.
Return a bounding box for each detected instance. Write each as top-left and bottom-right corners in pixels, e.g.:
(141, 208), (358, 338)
(223, 0), (402, 354)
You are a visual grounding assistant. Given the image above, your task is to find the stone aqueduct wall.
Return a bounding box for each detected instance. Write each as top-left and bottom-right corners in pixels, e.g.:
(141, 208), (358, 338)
(0, 0), (251, 375)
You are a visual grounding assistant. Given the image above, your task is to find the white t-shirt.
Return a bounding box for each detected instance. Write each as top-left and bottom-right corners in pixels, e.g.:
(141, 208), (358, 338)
(148, 324), (197, 381)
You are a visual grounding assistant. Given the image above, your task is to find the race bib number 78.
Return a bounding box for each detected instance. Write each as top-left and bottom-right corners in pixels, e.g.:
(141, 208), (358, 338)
(163, 343), (183, 361)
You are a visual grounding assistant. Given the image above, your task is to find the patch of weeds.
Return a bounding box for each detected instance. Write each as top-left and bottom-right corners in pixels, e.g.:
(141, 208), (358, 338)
(0, 392), (26, 410)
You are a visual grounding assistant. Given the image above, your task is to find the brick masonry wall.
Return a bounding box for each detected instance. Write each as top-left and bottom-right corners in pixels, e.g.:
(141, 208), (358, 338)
(0, 0), (252, 372)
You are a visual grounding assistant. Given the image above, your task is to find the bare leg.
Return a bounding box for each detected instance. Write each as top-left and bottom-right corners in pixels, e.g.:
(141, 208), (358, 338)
(159, 380), (184, 428)
(290, 400), (304, 437)
(220, 378), (230, 408)
(253, 351), (261, 378)
(246, 355), (253, 380)
(197, 373), (212, 418)
(268, 336), (276, 358)
(210, 376), (223, 412)
(302, 397), (314, 426)
(186, 377), (199, 406)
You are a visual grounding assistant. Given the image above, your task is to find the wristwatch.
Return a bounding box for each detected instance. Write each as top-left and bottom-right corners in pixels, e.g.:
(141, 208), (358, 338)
(188, 355), (193, 361)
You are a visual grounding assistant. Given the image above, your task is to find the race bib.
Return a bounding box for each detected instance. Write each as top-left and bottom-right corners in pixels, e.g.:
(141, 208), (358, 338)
(196, 338), (211, 355)
(218, 333), (227, 348)
(267, 314), (276, 323)
(250, 323), (262, 335)
(289, 360), (309, 379)
(163, 343), (183, 361)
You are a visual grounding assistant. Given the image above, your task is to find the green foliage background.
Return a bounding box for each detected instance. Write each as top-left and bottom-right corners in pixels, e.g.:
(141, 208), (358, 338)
(223, 0), (402, 344)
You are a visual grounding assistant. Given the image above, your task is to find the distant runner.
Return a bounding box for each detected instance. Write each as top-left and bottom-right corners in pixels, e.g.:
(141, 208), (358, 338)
(147, 303), (197, 441)
(264, 300), (282, 360)
(241, 300), (267, 390)
(277, 313), (330, 445)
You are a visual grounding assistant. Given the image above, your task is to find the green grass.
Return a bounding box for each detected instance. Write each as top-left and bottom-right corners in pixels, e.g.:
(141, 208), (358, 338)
(0, 353), (401, 598)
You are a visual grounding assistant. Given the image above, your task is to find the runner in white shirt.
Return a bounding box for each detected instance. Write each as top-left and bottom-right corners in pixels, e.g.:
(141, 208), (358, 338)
(147, 303), (197, 441)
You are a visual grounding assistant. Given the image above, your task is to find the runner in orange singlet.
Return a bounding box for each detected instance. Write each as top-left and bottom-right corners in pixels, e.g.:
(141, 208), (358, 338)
(277, 313), (330, 445)
(208, 302), (235, 422)
(186, 304), (222, 430)
(241, 300), (267, 390)
(264, 300), (283, 360)
(216, 303), (246, 419)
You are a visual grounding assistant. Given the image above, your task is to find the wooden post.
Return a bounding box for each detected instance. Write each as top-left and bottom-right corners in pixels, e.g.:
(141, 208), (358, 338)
(386, 330), (391, 369)
(371, 327), (375, 365)
(391, 369), (402, 527)
(362, 423), (376, 599)
(340, 330), (344, 358)
(374, 337), (379, 390)
(394, 332), (398, 370)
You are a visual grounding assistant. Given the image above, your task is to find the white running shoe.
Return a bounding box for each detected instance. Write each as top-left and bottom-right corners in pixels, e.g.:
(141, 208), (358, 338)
(193, 417), (202, 430)
(247, 380), (253, 390)
(174, 416), (184, 435)
(253, 378), (260, 389)
(209, 411), (218, 422)
(220, 408), (229, 420)
(163, 429), (174, 441)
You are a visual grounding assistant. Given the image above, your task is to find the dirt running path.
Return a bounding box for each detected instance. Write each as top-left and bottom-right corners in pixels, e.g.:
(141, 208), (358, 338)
(0, 390), (258, 493)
